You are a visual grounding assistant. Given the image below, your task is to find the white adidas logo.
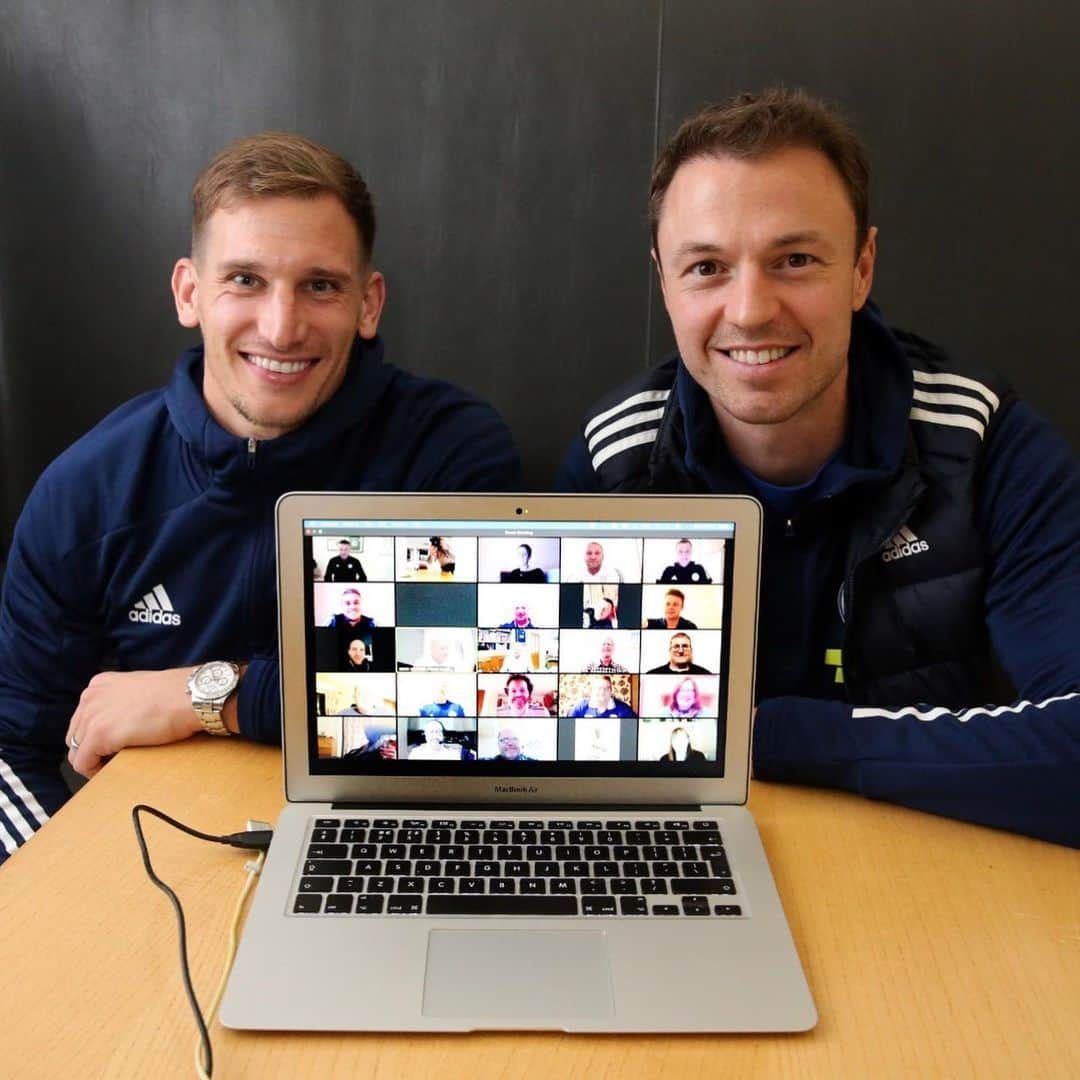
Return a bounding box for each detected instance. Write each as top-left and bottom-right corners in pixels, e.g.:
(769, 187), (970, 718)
(882, 526), (930, 563)
(128, 584), (182, 626)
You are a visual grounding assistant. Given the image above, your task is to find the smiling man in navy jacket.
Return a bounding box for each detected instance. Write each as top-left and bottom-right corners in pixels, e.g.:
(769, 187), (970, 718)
(559, 89), (1080, 847)
(0, 132), (519, 862)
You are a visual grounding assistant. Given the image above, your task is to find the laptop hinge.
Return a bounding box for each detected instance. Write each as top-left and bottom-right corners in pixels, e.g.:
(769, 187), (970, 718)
(330, 801), (704, 812)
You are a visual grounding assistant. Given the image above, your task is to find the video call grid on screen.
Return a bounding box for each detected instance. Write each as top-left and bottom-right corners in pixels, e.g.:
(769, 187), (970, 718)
(303, 519), (735, 777)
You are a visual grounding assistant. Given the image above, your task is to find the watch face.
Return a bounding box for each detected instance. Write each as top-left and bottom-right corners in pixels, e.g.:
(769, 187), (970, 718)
(194, 662), (237, 697)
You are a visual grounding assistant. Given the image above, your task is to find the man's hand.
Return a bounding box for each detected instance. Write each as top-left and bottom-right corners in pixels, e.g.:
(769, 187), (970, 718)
(65, 668), (205, 778)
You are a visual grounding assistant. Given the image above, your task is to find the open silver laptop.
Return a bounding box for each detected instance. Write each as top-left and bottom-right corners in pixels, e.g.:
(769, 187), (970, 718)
(221, 492), (815, 1032)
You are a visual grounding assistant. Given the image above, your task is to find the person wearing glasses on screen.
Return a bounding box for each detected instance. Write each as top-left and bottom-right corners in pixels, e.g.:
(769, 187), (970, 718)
(667, 676), (704, 719)
(647, 632), (711, 675)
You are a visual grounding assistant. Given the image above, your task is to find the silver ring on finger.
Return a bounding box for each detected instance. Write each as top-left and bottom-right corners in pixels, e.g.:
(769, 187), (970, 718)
(69, 733), (80, 751)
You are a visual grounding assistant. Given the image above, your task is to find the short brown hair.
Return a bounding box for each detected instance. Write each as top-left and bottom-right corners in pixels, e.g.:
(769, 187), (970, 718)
(650, 88), (870, 256)
(191, 131), (375, 261)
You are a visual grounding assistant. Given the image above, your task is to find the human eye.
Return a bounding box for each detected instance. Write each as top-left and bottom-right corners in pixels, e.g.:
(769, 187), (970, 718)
(689, 260), (718, 277)
(308, 278), (341, 295)
(781, 253), (815, 269)
(228, 271), (258, 288)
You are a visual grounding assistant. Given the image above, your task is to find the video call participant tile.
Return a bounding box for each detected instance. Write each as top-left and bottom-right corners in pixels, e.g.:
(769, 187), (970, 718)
(559, 537), (642, 584)
(402, 716), (478, 761)
(312, 534), (395, 583)
(313, 581), (396, 629)
(477, 716), (557, 761)
(395, 583), (478, 627)
(639, 584), (723, 631)
(558, 629), (640, 673)
(638, 717), (718, 763)
(396, 671), (478, 717)
(478, 537), (561, 583)
(396, 627), (477, 672)
(640, 628), (722, 675)
(476, 627), (559, 674)
(638, 673), (720, 720)
(476, 583), (559, 630)
(477, 672), (557, 718)
(314, 672), (396, 717)
(314, 626), (396, 672)
(558, 673), (638, 718)
(569, 715), (632, 761)
(395, 535), (478, 581)
(558, 583), (641, 630)
(641, 537), (725, 585)
(316, 714), (398, 762)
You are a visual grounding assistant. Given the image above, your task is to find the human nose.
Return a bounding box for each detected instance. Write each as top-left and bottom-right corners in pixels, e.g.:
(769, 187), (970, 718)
(725, 265), (779, 330)
(258, 284), (307, 351)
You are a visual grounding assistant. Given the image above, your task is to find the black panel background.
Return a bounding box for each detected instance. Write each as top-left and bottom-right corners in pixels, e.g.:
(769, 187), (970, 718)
(1, 0), (1077, 549)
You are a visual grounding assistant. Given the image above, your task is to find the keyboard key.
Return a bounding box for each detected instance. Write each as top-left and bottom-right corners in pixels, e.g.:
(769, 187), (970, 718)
(438, 845), (465, 860)
(582, 897), (616, 915)
(551, 878), (577, 895)
(324, 894), (353, 914)
(580, 879), (607, 895)
(597, 831), (621, 845)
(505, 862), (530, 877)
(340, 828), (365, 843)
(460, 819), (487, 828)
(343, 818), (370, 828)
(610, 878), (637, 895)
(403, 819), (427, 828)
(541, 830), (566, 844)
(398, 829), (424, 844)
(427, 896), (577, 916)
(653, 904), (679, 916)
(489, 878), (516, 894)
(626, 831), (650, 844)
(351, 843), (377, 859)
(511, 829), (538, 844)
(680, 861), (708, 877)
(409, 844), (437, 860)
(310, 828), (338, 843)
(568, 830), (593, 844)
(564, 861), (589, 877)
(426, 829), (452, 844)
(641, 878), (669, 895)
(683, 831), (723, 845)
(293, 894), (322, 913)
(519, 820), (545, 829)
(385, 860), (412, 876)
(369, 829), (395, 843)
(593, 862), (618, 877)
(652, 862), (678, 877)
(665, 820), (690, 830)
(606, 820), (632, 830)
(497, 845), (524, 861)
(314, 818), (339, 828)
(619, 896), (648, 915)
(382, 844), (406, 859)
(306, 844), (347, 859)
(397, 877), (424, 893)
(354, 860), (382, 875)
(445, 860), (471, 876)
(682, 896), (710, 916)
(431, 819), (457, 828)
(549, 820), (573, 830)
(613, 846), (639, 861)
(584, 846), (610, 861)
(577, 820), (603, 829)
(428, 878), (455, 893)
(304, 859), (352, 876)
(622, 862), (649, 877)
(556, 845), (582, 861)
(484, 830), (509, 844)
(520, 879), (547, 895)
(367, 877), (394, 893)
(459, 878), (484, 894)
(535, 862), (560, 877)
(672, 845), (697, 861)
(415, 860), (442, 876)
(354, 894), (385, 914)
(489, 820), (515, 829)
(671, 878), (736, 895)
(715, 905), (742, 916)
(468, 845), (495, 860)
(373, 818), (399, 828)
(655, 830), (679, 844)
(635, 820), (661, 829)
(298, 876), (334, 893)
(337, 878), (366, 892)
(475, 861), (500, 877)
(388, 895), (423, 914)
(526, 845), (553, 861)
(643, 846), (668, 860)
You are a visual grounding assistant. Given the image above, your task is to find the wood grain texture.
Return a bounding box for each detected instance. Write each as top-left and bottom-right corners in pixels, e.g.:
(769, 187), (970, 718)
(1, 740), (1077, 1079)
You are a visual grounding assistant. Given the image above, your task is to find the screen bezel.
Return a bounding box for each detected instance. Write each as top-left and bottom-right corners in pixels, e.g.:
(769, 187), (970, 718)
(277, 492), (761, 808)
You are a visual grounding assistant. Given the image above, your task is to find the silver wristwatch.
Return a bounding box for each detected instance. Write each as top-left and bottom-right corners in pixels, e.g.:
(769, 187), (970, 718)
(187, 660), (240, 736)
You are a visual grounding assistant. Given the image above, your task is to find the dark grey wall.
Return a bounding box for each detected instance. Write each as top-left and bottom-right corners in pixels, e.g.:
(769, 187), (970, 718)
(1, 1), (1077, 547)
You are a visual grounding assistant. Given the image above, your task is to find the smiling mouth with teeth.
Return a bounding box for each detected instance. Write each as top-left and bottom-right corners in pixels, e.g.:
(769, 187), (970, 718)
(243, 353), (316, 375)
(721, 346), (797, 366)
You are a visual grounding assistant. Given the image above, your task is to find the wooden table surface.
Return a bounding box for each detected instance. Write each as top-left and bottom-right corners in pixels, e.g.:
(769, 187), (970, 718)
(1, 737), (1077, 1079)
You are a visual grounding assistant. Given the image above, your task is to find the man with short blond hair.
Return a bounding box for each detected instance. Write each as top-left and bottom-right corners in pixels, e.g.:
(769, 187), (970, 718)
(559, 88), (1079, 847)
(0, 131), (519, 862)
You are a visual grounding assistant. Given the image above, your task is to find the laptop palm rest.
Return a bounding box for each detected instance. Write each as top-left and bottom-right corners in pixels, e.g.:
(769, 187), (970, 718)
(422, 930), (614, 1021)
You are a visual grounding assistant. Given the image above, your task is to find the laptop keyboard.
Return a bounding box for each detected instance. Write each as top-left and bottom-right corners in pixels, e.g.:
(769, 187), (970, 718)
(291, 816), (742, 918)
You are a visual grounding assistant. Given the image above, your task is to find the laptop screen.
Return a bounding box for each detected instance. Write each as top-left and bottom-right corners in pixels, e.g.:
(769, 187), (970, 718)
(301, 517), (736, 777)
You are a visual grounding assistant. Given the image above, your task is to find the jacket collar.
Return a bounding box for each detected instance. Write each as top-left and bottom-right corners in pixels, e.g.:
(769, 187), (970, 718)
(164, 334), (396, 492)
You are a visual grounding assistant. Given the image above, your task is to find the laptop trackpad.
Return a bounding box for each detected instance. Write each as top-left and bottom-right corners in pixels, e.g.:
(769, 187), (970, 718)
(422, 929), (614, 1020)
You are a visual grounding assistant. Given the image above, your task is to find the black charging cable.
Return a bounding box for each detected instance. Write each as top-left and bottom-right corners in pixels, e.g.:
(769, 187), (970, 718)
(132, 804), (273, 1077)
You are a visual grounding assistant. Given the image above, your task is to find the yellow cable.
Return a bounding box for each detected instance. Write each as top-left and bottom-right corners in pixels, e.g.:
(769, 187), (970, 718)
(195, 851), (265, 1079)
